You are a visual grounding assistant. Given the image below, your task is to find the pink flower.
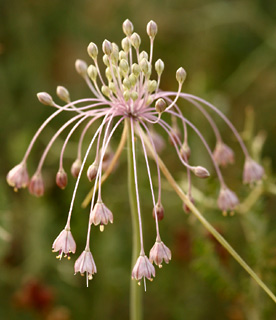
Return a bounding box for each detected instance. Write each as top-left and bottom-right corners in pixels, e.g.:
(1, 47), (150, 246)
(52, 228), (76, 259)
(149, 241), (171, 267)
(89, 201), (113, 231)
(6, 163), (29, 191)
(217, 187), (239, 215)
(28, 173), (44, 197)
(213, 142), (234, 167)
(74, 249), (97, 286)
(243, 158), (264, 184)
(131, 254), (155, 281)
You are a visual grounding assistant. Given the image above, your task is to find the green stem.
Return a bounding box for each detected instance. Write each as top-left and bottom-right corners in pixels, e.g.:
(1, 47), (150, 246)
(127, 119), (142, 320)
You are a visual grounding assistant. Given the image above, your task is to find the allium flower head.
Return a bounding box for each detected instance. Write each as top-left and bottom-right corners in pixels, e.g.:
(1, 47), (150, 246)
(7, 19), (265, 286)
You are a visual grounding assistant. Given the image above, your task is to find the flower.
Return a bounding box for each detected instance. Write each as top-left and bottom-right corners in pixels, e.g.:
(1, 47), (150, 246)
(132, 254), (155, 283)
(7, 19), (264, 285)
(149, 240), (171, 267)
(74, 249), (97, 286)
(6, 162), (29, 191)
(243, 158), (264, 184)
(52, 228), (76, 259)
(217, 187), (239, 215)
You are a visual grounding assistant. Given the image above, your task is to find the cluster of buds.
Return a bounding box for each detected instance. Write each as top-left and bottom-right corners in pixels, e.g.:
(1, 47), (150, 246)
(7, 19), (264, 287)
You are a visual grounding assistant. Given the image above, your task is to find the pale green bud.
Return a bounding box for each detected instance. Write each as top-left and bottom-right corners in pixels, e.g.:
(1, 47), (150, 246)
(103, 54), (110, 67)
(146, 20), (158, 39)
(123, 90), (130, 101)
(123, 19), (134, 36)
(75, 59), (88, 77)
(37, 92), (54, 106)
(101, 85), (110, 97)
(140, 58), (150, 75)
(130, 33), (141, 49)
(119, 59), (129, 74)
(112, 42), (119, 53)
(56, 86), (70, 103)
(87, 65), (98, 81)
(111, 50), (119, 65)
(105, 67), (112, 81)
(155, 59), (164, 76)
(129, 73), (137, 86)
(87, 42), (98, 60)
(148, 80), (157, 93)
(131, 63), (140, 76)
(119, 50), (127, 60)
(139, 51), (148, 62)
(102, 39), (113, 56)
(131, 91), (138, 101)
(155, 98), (166, 113)
(123, 77), (131, 89)
(176, 67), (186, 84)
(146, 95), (153, 105)
(121, 37), (131, 53)
(108, 82), (116, 93)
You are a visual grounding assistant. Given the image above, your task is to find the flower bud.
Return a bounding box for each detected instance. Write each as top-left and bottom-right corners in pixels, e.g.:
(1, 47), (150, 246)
(87, 65), (98, 82)
(155, 59), (164, 76)
(87, 161), (98, 182)
(176, 67), (187, 84)
(56, 168), (68, 189)
(130, 91), (138, 101)
(102, 39), (113, 56)
(119, 59), (129, 74)
(28, 173), (44, 197)
(123, 90), (130, 101)
(102, 54), (110, 67)
(148, 80), (157, 93)
(87, 42), (98, 60)
(155, 98), (166, 114)
(131, 63), (140, 76)
(119, 50), (127, 60)
(139, 51), (148, 62)
(192, 166), (210, 179)
(129, 73), (137, 86)
(37, 92), (54, 106)
(75, 59), (88, 77)
(130, 32), (141, 49)
(140, 58), (150, 75)
(180, 143), (191, 160)
(56, 86), (70, 103)
(123, 77), (131, 89)
(121, 37), (131, 52)
(152, 203), (164, 221)
(105, 67), (112, 81)
(101, 85), (110, 97)
(108, 81), (116, 93)
(122, 19), (134, 36)
(146, 20), (158, 39)
(71, 158), (82, 178)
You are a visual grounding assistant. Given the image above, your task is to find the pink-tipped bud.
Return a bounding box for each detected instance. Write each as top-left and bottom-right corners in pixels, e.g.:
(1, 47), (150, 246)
(87, 162), (98, 182)
(192, 166), (210, 179)
(56, 168), (68, 189)
(131, 254), (155, 281)
(243, 158), (264, 184)
(213, 142), (234, 167)
(52, 228), (76, 259)
(89, 201), (113, 231)
(71, 159), (82, 178)
(28, 173), (44, 197)
(37, 92), (54, 106)
(6, 163), (29, 191)
(152, 203), (164, 221)
(183, 195), (194, 214)
(217, 187), (239, 214)
(149, 240), (171, 267)
(74, 249), (97, 282)
(180, 143), (191, 161)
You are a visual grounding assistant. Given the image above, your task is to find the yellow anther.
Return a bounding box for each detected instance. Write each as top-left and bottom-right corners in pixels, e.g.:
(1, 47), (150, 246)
(100, 225), (105, 232)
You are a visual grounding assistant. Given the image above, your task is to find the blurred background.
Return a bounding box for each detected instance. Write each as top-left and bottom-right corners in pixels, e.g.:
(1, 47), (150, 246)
(1, 0), (276, 319)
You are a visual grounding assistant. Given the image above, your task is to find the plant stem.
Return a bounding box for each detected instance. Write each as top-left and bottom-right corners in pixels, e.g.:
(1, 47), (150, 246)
(127, 119), (142, 320)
